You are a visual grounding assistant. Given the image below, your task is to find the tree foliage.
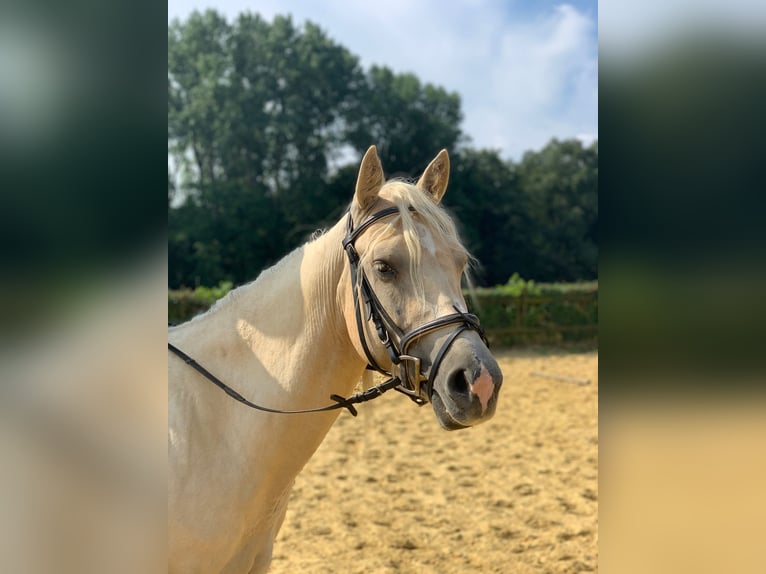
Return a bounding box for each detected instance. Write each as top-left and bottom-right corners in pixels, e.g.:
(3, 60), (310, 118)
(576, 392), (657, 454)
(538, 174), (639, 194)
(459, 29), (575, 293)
(516, 138), (598, 281)
(168, 10), (598, 288)
(344, 66), (464, 175)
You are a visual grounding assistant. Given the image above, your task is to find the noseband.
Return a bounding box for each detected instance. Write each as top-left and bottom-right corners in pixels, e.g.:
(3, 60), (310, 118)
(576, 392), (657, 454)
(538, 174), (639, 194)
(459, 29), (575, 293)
(342, 206), (488, 405)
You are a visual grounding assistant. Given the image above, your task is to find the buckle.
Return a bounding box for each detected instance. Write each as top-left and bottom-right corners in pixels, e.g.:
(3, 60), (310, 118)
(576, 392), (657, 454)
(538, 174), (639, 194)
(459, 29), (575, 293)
(398, 354), (428, 397)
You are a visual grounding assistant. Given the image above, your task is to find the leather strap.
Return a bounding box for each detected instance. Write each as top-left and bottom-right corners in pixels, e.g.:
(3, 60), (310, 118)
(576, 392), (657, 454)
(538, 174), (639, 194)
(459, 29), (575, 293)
(168, 342), (402, 417)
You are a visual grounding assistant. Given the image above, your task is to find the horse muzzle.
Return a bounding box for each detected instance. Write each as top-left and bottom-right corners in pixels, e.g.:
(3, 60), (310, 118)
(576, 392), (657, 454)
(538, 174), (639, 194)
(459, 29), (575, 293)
(426, 333), (503, 430)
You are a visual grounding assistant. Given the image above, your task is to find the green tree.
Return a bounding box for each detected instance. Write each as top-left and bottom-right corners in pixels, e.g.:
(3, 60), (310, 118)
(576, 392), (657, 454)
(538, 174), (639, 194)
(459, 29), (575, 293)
(168, 10), (363, 287)
(517, 139), (598, 281)
(445, 148), (525, 286)
(345, 66), (465, 175)
(167, 10), (598, 289)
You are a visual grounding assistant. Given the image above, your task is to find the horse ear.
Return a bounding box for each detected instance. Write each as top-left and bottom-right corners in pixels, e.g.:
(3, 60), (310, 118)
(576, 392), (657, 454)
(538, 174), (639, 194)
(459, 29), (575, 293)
(354, 145), (385, 209)
(417, 149), (450, 203)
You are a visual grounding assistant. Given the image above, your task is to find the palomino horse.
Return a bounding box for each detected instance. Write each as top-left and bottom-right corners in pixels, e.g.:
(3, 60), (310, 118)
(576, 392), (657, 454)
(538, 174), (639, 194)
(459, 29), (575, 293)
(168, 146), (503, 573)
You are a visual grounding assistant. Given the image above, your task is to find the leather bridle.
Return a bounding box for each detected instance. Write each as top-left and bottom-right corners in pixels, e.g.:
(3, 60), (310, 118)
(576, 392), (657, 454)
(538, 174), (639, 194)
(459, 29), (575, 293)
(168, 204), (488, 417)
(342, 206), (488, 405)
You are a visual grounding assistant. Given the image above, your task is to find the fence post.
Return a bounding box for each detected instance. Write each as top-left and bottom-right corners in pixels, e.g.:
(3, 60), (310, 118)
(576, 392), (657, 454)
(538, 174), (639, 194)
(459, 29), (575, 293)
(517, 289), (526, 330)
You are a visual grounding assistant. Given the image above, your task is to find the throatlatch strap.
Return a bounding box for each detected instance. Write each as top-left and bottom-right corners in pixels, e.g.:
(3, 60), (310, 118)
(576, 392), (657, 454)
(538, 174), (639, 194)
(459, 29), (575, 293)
(343, 208), (406, 375)
(345, 242), (387, 375)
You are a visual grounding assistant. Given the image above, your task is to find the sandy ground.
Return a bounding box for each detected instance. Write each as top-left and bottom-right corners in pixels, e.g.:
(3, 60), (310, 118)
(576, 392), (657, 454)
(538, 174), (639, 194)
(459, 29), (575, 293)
(269, 348), (598, 574)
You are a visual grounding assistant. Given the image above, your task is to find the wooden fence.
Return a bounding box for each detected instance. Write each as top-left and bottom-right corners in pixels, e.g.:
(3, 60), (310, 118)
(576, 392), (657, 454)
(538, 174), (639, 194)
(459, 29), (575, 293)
(169, 288), (598, 346)
(467, 291), (598, 346)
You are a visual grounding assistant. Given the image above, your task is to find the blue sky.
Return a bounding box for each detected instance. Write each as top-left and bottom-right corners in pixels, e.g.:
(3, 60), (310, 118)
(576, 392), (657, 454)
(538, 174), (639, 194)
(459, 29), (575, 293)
(168, 1), (598, 160)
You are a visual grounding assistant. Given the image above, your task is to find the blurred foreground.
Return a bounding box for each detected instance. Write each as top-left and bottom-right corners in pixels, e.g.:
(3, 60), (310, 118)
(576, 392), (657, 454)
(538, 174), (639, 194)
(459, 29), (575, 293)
(602, 398), (766, 574)
(600, 3), (766, 570)
(0, 254), (167, 573)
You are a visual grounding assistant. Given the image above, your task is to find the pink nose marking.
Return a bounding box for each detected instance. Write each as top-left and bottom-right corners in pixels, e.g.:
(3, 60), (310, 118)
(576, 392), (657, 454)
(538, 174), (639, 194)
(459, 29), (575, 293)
(471, 366), (494, 414)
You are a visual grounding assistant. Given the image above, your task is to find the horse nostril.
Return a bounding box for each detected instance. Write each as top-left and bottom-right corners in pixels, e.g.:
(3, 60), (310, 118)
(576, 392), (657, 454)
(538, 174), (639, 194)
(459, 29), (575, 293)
(447, 369), (471, 397)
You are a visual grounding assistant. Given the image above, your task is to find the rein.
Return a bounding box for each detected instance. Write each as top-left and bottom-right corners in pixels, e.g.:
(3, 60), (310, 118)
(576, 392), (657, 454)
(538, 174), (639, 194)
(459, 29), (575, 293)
(168, 205), (488, 416)
(168, 342), (399, 417)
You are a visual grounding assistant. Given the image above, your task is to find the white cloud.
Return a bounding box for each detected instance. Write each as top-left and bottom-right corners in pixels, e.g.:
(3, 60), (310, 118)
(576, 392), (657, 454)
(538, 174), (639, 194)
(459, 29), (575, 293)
(168, 1), (598, 160)
(472, 4), (598, 157)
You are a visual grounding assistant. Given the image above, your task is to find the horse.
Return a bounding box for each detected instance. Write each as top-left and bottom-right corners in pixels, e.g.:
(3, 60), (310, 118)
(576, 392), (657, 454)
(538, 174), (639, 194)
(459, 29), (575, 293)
(168, 146), (504, 573)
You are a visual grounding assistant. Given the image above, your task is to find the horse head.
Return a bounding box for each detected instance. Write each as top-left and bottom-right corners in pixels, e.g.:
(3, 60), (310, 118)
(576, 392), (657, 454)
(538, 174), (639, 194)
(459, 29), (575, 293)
(340, 146), (503, 430)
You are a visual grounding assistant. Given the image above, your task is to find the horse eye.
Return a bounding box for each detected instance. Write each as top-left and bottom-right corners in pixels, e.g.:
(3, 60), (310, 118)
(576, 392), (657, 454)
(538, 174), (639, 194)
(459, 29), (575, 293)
(373, 260), (396, 278)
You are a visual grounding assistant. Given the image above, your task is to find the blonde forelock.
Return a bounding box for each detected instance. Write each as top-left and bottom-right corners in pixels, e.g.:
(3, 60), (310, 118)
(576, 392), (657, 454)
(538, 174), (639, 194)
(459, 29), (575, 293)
(356, 181), (472, 312)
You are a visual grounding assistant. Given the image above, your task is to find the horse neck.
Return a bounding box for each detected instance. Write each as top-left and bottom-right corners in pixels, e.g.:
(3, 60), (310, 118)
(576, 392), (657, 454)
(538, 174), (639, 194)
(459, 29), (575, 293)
(172, 217), (364, 409)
